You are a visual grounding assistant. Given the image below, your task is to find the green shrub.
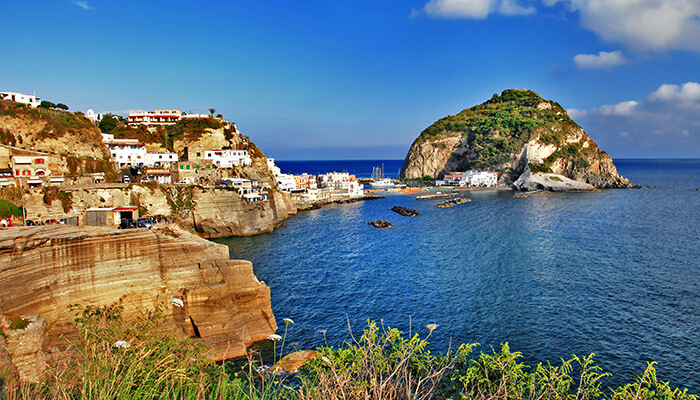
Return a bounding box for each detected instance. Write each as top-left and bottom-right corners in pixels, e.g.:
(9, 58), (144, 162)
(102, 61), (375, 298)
(0, 199), (23, 218)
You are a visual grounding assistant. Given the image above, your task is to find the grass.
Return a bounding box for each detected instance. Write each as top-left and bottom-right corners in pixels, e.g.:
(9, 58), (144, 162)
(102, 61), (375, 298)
(1, 306), (697, 400)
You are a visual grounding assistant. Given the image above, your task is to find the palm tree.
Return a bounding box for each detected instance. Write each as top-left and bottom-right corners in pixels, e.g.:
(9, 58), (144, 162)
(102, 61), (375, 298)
(208, 108), (216, 118)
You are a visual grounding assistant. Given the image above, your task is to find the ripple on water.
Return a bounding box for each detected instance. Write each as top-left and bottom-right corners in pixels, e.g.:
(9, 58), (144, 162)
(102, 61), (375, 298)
(216, 160), (700, 393)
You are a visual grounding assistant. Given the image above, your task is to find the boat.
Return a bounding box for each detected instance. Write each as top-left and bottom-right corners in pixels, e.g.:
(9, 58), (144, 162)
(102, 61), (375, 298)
(368, 164), (398, 188)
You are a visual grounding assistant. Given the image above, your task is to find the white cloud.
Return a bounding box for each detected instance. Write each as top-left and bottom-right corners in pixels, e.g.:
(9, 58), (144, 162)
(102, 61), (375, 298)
(72, 1), (93, 10)
(547, 0), (700, 52)
(649, 82), (700, 103)
(596, 100), (638, 117)
(573, 50), (630, 69)
(567, 82), (700, 157)
(499, 0), (536, 16)
(418, 0), (533, 18)
(566, 108), (588, 119)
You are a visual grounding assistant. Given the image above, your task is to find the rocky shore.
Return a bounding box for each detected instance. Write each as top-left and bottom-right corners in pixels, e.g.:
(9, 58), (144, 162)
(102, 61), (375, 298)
(0, 224), (276, 380)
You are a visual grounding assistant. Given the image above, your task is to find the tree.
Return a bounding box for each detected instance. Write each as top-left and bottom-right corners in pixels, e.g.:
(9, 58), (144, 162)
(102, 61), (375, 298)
(39, 100), (55, 109)
(55, 103), (69, 110)
(208, 108), (216, 118)
(99, 114), (118, 133)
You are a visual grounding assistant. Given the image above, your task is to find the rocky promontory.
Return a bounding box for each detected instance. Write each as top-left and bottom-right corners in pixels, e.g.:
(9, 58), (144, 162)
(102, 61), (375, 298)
(0, 224), (276, 379)
(400, 89), (633, 189)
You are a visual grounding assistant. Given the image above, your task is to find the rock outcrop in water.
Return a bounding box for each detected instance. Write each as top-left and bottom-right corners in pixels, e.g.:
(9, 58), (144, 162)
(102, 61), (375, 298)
(399, 89), (633, 189)
(391, 206), (419, 217)
(0, 224), (276, 380)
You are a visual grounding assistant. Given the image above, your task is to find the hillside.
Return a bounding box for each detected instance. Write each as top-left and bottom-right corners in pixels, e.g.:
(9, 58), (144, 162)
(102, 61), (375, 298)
(0, 100), (115, 178)
(399, 89), (633, 188)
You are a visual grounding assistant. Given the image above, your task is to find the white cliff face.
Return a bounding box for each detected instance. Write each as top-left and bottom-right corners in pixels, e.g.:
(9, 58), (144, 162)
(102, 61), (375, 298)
(523, 139), (558, 164)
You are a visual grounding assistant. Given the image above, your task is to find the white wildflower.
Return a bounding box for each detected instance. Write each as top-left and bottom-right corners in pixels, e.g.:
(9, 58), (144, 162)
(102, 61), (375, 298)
(283, 318), (294, 324)
(112, 340), (130, 349)
(268, 334), (283, 341)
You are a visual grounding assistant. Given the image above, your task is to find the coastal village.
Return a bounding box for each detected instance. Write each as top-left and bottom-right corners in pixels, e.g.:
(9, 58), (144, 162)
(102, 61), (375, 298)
(0, 89), (499, 228)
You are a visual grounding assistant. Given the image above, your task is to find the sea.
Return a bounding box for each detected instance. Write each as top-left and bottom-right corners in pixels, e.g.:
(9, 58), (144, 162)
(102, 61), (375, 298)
(215, 159), (700, 393)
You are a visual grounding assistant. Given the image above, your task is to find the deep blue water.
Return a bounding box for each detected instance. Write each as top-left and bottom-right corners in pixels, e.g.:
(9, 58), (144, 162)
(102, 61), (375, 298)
(216, 159), (700, 393)
(276, 159), (404, 179)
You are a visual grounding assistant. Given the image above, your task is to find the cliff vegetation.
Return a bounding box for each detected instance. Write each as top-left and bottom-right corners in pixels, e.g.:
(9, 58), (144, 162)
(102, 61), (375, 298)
(2, 310), (695, 400)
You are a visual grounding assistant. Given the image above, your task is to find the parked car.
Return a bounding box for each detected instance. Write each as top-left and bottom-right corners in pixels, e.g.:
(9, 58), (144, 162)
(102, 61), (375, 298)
(122, 176), (131, 183)
(136, 217), (156, 228)
(0, 218), (12, 227)
(119, 219), (137, 229)
(25, 220), (37, 226)
(44, 219), (59, 225)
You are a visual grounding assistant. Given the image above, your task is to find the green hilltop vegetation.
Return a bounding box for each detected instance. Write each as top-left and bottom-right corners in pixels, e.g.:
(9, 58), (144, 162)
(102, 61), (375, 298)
(416, 89), (600, 176)
(100, 114), (238, 152)
(0, 100), (100, 144)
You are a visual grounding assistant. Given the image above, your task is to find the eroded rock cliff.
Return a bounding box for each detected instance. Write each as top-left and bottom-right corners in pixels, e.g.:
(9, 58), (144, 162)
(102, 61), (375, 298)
(0, 224), (276, 379)
(400, 89), (633, 189)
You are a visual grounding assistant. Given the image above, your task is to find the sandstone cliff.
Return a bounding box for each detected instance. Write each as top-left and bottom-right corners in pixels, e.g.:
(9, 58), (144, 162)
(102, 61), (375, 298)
(21, 184), (298, 238)
(0, 224), (277, 379)
(400, 89), (633, 189)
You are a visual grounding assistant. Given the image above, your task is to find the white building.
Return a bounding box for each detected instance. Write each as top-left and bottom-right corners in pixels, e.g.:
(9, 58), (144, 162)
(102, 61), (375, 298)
(127, 109), (181, 126)
(205, 149), (252, 168)
(145, 152), (178, 167)
(318, 171), (364, 196)
(460, 171), (498, 187)
(267, 158), (296, 191)
(85, 109), (103, 122)
(0, 91), (41, 108)
(104, 138), (148, 167)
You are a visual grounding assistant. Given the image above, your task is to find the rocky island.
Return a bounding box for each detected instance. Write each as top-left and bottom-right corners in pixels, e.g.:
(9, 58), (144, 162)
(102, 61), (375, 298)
(400, 89), (633, 190)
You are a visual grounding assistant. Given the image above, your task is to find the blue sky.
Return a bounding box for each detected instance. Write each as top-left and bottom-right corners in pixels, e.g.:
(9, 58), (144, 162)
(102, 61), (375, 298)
(1, 1), (699, 160)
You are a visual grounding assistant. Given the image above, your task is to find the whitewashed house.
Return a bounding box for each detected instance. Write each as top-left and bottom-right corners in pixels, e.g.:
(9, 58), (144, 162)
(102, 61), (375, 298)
(85, 109), (103, 122)
(460, 171), (498, 187)
(205, 149), (252, 168)
(0, 91), (41, 108)
(267, 158), (296, 191)
(127, 109), (181, 126)
(104, 138), (147, 167)
(145, 152), (178, 167)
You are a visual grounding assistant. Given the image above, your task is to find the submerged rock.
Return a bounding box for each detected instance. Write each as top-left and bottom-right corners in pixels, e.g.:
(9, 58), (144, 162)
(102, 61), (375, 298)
(390, 206), (419, 217)
(367, 220), (394, 229)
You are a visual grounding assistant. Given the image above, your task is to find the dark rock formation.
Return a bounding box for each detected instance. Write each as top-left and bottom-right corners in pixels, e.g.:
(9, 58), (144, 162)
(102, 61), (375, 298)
(367, 220), (394, 229)
(391, 206), (419, 216)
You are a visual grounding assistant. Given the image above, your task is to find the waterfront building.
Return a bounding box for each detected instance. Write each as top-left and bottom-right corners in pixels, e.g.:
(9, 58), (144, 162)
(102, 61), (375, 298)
(460, 171), (498, 187)
(0, 91), (41, 108)
(317, 171), (364, 196)
(294, 174), (317, 191)
(204, 149), (252, 168)
(267, 158), (296, 192)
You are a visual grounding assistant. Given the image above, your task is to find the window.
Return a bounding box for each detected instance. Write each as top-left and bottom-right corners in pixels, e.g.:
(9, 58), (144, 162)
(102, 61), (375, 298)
(206, 165), (211, 169)
(179, 165), (184, 170)
(186, 165), (190, 170)
(35, 158), (45, 164)
(196, 152), (201, 157)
